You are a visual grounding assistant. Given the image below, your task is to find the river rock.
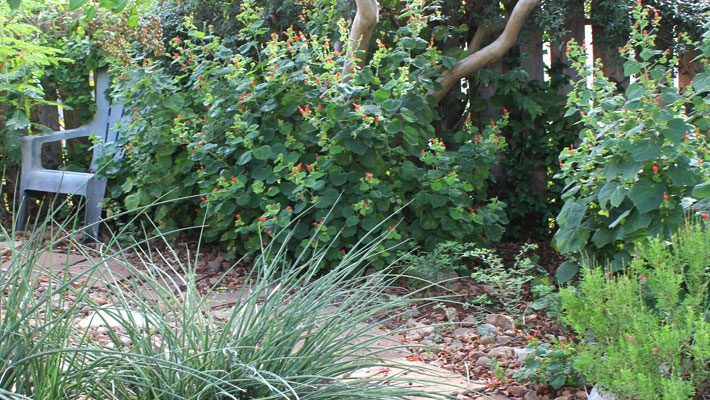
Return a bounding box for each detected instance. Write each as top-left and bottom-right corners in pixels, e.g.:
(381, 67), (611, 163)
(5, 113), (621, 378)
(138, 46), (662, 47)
(486, 313), (515, 331)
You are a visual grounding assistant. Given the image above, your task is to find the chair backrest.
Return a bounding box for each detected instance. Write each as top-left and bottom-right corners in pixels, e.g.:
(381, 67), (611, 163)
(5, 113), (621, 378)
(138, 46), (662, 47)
(90, 70), (126, 171)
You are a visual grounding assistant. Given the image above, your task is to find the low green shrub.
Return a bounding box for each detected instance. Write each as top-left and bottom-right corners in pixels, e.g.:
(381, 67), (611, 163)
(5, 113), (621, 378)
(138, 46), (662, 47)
(560, 222), (709, 399)
(466, 243), (538, 316)
(99, 0), (508, 264)
(514, 339), (580, 391)
(553, 2), (709, 274)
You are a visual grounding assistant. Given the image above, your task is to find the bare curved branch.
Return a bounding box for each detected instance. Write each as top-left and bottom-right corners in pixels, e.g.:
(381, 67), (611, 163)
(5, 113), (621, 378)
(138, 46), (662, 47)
(429, 0), (541, 101)
(343, 0), (380, 78)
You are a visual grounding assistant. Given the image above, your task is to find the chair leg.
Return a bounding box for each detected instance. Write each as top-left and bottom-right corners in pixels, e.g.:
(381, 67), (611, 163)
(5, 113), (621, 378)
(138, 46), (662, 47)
(15, 190), (28, 232)
(84, 179), (107, 242)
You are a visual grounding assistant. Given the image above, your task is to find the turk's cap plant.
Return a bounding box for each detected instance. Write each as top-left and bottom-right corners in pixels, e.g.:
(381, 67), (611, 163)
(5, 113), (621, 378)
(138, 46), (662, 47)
(553, 1), (709, 276)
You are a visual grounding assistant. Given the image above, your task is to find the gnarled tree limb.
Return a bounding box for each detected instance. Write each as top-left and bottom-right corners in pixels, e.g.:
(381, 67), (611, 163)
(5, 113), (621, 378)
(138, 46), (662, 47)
(343, 0), (379, 77)
(467, 27), (490, 55)
(429, 0), (541, 101)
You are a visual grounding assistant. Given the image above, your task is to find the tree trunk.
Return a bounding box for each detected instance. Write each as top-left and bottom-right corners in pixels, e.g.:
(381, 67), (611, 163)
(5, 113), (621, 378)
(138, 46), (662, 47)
(550, 0), (585, 95)
(519, 28), (544, 82)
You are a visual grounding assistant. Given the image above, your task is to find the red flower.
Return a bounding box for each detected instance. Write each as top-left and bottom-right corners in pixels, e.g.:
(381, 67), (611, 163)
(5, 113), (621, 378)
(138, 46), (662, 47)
(490, 120), (495, 126)
(236, 214), (241, 220)
(473, 135), (481, 143)
(703, 213), (709, 220)
(199, 165), (205, 171)
(374, 116), (380, 123)
(267, 71), (275, 77)
(267, 230), (273, 235)
(559, 162), (565, 168)
(365, 172), (373, 180)
(286, 206), (292, 212)
(685, 134), (690, 140)
(503, 108), (508, 114)
(387, 226), (393, 231)
(341, 249), (346, 255)
(643, 30), (648, 35)
(566, 47), (571, 54)
(663, 193), (669, 201)
(201, 196), (207, 202)
(652, 165), (659, 173)
(469, 208), (476, 214)
(353, 103), (361, 111)
(231, 177), (237, 183)
(640, 276), (647, 283)
(258, 217), (267, 222)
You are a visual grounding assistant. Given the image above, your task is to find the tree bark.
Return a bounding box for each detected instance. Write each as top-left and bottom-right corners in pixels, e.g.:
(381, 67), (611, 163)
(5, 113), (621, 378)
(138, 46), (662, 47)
(344, 0), (540, 101)
(550, 0), (585, 95)
(429, 0), (541, 101)
(343, 0), (379, 77)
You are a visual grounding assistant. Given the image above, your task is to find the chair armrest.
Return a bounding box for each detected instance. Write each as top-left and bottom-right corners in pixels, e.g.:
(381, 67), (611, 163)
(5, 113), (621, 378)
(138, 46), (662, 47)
(23, 127), (94, 145)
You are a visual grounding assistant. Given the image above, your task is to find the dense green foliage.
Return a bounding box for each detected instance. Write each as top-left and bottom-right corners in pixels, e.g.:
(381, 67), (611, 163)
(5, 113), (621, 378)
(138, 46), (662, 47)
(99, 0), (509, 261)
(560, 222), (709, 399)
(554, 3), (709, 273)
(0, 1), (68, 168)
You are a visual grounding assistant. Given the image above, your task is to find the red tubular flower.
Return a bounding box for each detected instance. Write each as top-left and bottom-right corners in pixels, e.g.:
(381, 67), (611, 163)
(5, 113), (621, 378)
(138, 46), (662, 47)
(503, 108), (508, 114)
(201, 196), (207, 202)
(286, 206), (292, 212)
(490, 120), (495, 126)
(258, 217), (267, 222)
(663, 193), (669, 201)
(365, 172), (373, 180)
(231, 177), (237, 183)
(236, 214), (241, 220)
(652, 165), (660, 173)
(640, 276), (647, 283)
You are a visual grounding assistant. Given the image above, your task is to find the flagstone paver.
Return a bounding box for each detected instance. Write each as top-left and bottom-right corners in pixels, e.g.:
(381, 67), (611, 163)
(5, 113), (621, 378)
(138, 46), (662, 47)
(343, 358), (487, 399)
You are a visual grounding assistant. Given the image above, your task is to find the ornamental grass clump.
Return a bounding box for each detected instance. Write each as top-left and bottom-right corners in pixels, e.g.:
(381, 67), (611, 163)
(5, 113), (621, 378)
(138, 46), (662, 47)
(0, 188), (458, 399)
(560, 222), (709, 399)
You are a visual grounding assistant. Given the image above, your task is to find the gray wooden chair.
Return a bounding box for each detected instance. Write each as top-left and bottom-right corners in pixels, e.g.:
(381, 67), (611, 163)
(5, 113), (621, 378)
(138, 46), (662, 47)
(16, 71), (124, 240)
